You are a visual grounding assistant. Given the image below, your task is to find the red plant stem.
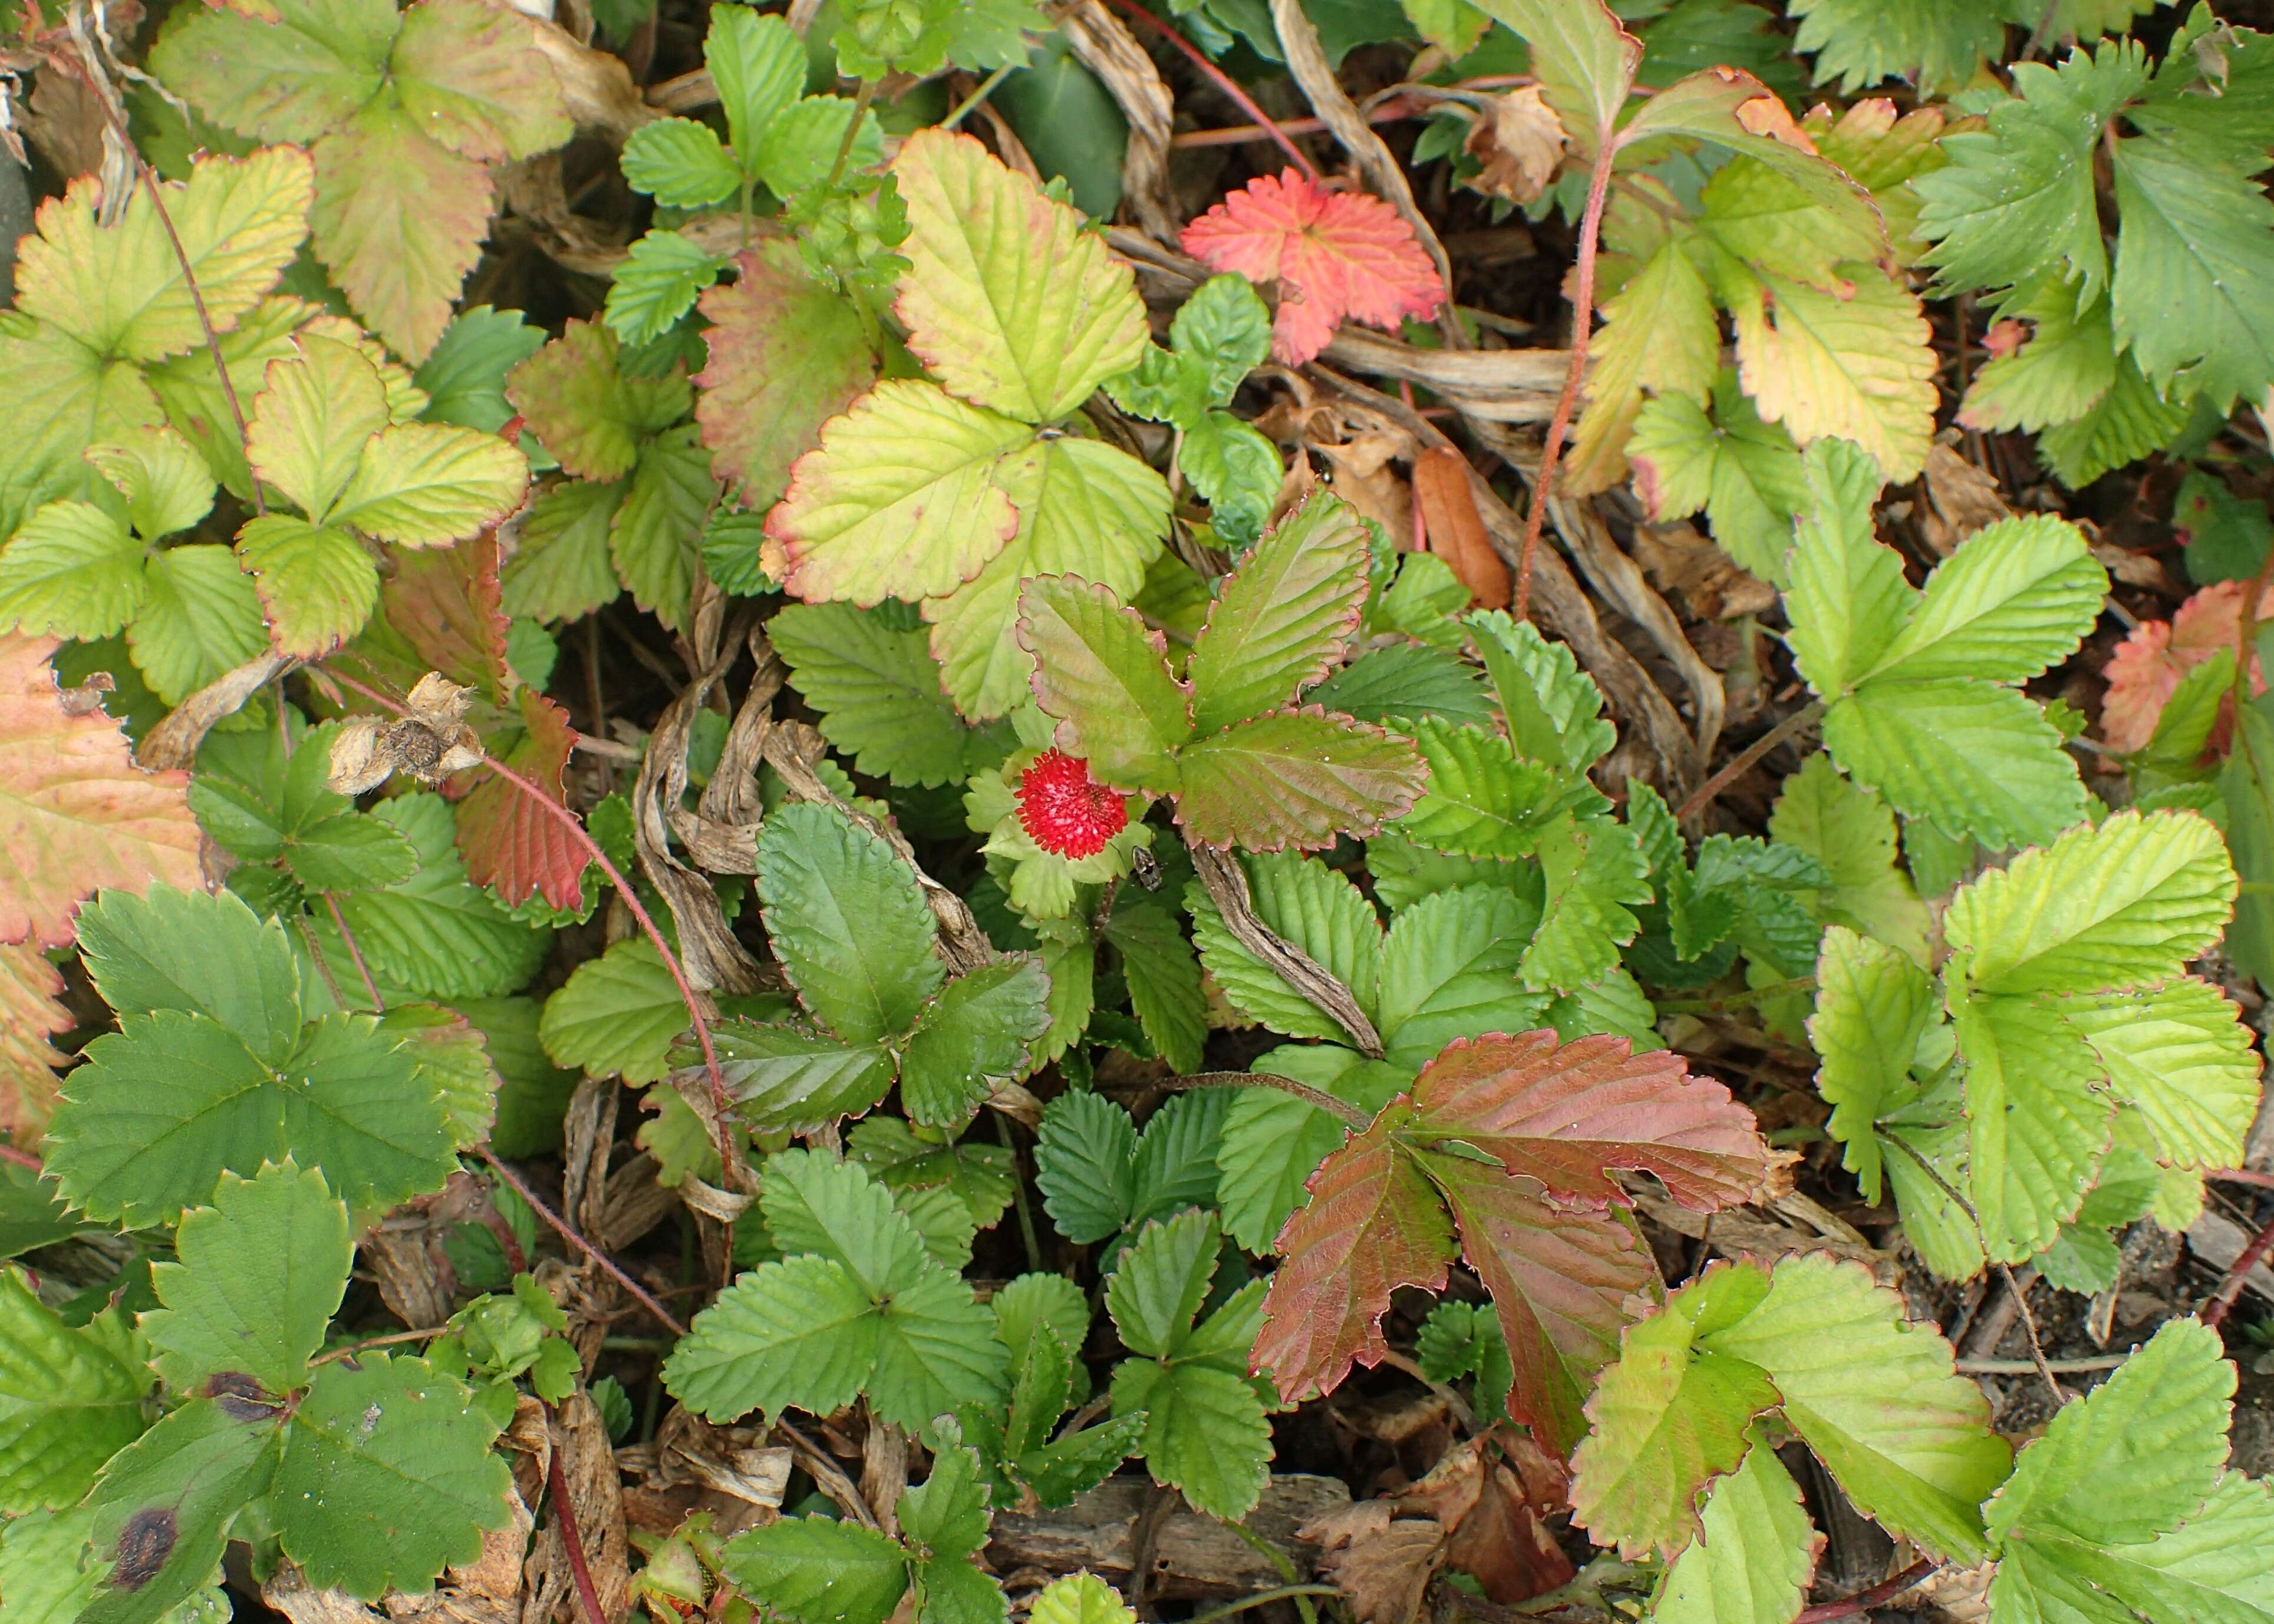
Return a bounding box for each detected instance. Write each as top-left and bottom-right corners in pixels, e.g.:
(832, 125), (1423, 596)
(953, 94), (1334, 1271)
(1512, 148), (1615, 623)
(2210, 1167), (2274, 1190)
(323, 892), (387, 1011)
(543, 1403), (609, 1624)
(0, 1143), (41, 1171)
(1100, 0), (1321, 181)
(479, 1147), (688, 1339)
(1793, 1559), (1938, 1624)
(318, 667), (732, 1134)
(2204, 1206), (2274, 1331)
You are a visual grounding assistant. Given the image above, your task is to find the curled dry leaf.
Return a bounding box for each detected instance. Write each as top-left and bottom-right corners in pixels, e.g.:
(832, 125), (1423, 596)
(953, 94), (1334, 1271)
(327, 672), (485, 794)
(1464, 86), (1566, 207)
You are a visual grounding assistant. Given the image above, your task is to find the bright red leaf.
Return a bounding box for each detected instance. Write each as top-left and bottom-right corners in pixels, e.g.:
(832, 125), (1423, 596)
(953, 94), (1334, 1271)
(1254, 1106), (1456, 1403)
(455, 687), (585, 909)
(1410, 1032), (1781, 1212)
(1180, 170), (1445, 367)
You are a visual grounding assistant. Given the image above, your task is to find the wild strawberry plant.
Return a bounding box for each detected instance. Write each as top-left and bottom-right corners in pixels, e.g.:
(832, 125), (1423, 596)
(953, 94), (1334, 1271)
(4, 0), (2274, 1619)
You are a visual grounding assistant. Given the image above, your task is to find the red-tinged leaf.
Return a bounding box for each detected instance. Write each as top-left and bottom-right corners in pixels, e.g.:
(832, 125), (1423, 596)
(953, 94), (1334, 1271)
(310, 104), (496, 365)
(2098, 579), (2270, 754)
(1417, 1150), (1656, 1457)
(1410, 1032), (1780, 1213)
(1253, 1104), (1456, 1403)
(352, 529), (516, 705)
(0, 940), (71, 1143)
(0, 632), (204, 949)
(1180, 170), (1445, 367)
(694, 242), (875, 510)
(1173, 706), (1428, 852)
(507, 318), (693, 484)
(454, 688), (583, 909)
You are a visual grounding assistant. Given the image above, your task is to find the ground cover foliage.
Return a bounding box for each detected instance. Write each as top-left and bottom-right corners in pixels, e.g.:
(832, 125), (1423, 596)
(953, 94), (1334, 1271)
(3, 0), (2274, 1619)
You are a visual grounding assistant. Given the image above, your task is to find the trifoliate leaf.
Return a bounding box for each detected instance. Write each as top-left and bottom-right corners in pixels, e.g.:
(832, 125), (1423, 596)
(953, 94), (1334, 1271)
(0, 631), (203, 949)
(757, 801), (944, 1044)
(892, 129), (1149, 421)
(706, 3), (805, 157)
(605, 229), (729, 348)
(1627, 375), (1807, 586)
(0, 1267), (147, 1513)
(47, 1006), (453, 1227)
(694, 243), (875, 510)
(192, 720), (418, 896)
(75, 884), (304, 1065)
(144, 1161), (348, 1400)
(273, 1354), (512, 1598)
(506, 318), (690, 484)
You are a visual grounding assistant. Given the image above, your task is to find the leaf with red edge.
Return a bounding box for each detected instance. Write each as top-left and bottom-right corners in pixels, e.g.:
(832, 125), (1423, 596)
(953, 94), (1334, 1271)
(0, 632), (204, 949)
(1174, 707), (1428, 852)
(1253, 1105), (1455, 1402)
(0, 940), (71, 1143)
(1180, 171), (1445, 367)
(455, 689), (584, 909)
(694, 243), (875, 510)
(1418, 1149), (1656, 1456)
(352, 530), (517, 705)
(2098, 579), (2271, 754)
(1409, 1032), (1781, 1212)
(506, 318), (692, 484)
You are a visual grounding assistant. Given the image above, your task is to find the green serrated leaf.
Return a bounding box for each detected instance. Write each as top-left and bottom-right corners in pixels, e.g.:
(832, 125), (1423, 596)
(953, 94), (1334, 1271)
(1186, 490), (1369, 733)
(721, 1515), (910, 1624)
(144, 1160), (347, 1400)
(758, 801), (944, 1044)
(1018, 574), (1191, 792)
(0, 1267), (148, 1513)
(664, 1253), (882, 1422)
(539, 936), (688, 1084)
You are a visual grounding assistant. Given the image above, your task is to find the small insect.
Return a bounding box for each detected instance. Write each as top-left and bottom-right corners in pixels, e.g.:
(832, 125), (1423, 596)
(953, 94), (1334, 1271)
(1131, 846), (1164, 891)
